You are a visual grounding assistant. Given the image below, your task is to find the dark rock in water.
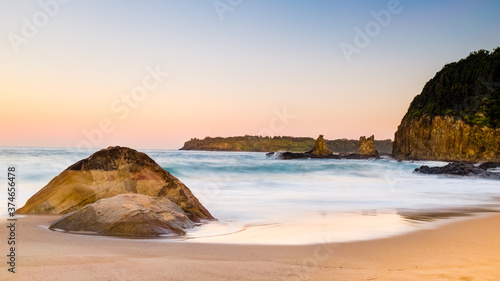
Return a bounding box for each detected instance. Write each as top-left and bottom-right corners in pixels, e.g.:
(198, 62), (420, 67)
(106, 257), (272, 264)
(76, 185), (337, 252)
(271, 135), (337, 160)
(49, 194), (195, 237)
(278, 152), (341, 160)
(414, 162), (500, 179)
(278, 152), (310, 160)
(17, 146), (214, 222)
(478, 162), (500, 170)
(275, 151), (380, 160)
(343, 153), (378, 160)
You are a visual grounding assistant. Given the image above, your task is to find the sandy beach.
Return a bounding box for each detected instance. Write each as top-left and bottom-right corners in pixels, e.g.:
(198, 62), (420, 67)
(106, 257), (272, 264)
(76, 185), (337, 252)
(1, 214), (499, 281)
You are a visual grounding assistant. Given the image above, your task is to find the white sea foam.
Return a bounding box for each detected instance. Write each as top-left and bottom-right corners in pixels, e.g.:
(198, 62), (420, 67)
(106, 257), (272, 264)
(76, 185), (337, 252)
(1, 147), (498, 244)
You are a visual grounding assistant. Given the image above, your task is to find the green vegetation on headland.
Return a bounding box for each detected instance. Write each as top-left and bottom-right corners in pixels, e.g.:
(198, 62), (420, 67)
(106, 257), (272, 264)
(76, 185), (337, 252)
(393, 47), (500, 161)
(403, 48), (500, 128)
(180, 135), (393, 154)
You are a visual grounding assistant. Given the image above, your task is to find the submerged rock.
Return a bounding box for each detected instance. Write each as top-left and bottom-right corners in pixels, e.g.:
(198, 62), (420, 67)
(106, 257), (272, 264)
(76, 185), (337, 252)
(277, 151), (341, 160)
(478, 162), (500, 170)
(17, 146), (214, 222)
(49, 194), (195, 236)
(414, 162), (500, 179)
(342, 153), (378, 159)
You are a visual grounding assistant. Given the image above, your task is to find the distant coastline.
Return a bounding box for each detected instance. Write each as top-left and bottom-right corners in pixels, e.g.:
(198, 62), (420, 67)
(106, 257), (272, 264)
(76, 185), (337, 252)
(180, 135), (393, 154)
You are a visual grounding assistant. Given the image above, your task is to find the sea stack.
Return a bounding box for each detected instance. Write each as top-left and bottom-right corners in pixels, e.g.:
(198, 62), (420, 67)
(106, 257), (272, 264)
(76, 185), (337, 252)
(358, 135), (379, 157)
(393, 48), (500, 161)
(17, 146), (214, 222)
(311, 135), (333, 156)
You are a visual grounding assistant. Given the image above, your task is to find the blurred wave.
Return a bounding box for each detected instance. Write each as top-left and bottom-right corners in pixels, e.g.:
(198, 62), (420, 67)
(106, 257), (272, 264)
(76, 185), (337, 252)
(1, 147), (499, 243)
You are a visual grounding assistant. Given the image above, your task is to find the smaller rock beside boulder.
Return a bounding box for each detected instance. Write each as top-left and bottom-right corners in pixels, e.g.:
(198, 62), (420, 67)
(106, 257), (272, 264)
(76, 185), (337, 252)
(49, 194), (195, 237)
(17, 146), (214, 222)
(414, 162), (500, 179)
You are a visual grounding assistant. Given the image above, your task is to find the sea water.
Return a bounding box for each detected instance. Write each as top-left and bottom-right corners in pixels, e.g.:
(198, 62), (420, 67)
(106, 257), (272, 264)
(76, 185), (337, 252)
(1, 147), (499, 244)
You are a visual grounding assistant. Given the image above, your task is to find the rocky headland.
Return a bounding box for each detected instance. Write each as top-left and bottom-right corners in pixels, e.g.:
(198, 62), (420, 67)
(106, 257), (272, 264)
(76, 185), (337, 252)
(18, 146), (214, 236)
(393, 48), (500, 162)
(181, 135), (393, 154)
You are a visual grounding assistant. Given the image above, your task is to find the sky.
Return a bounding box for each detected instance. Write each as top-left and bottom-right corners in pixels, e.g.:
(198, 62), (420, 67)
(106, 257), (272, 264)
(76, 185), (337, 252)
(1, 0), (499, 149)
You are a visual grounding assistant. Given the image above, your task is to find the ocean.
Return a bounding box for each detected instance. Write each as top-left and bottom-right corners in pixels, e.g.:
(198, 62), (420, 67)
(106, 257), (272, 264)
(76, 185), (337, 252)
(1, 147), (499, 245)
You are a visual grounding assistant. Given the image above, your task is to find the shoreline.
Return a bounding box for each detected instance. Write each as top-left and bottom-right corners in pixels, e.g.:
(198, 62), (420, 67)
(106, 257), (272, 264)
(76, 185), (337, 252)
(1, 212), (499, 280)
(12, 206), (499, 245)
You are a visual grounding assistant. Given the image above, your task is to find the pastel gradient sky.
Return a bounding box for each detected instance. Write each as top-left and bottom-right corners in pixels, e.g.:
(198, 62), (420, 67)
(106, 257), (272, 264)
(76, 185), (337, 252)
(1, 0), (499, 149)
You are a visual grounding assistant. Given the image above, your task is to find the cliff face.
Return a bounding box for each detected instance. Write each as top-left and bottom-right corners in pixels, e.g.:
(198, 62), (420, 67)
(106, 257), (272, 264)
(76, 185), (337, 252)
(393, 116), (500, 161)
(393, 48), (500, 161)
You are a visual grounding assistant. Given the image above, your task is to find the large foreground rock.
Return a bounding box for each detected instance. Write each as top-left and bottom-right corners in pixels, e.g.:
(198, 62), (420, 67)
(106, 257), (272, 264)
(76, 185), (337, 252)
(17, 146), (214, 222)
(49, 194), (194, 236)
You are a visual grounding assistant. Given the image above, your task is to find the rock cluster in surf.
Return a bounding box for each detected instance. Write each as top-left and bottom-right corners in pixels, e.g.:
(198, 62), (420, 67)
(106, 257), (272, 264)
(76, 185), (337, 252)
(269, 135), (380, 160)
(414, 162), (500, 179)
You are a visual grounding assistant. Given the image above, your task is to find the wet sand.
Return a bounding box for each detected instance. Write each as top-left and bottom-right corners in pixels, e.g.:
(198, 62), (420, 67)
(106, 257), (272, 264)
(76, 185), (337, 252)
(1, 214), (499, 280)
